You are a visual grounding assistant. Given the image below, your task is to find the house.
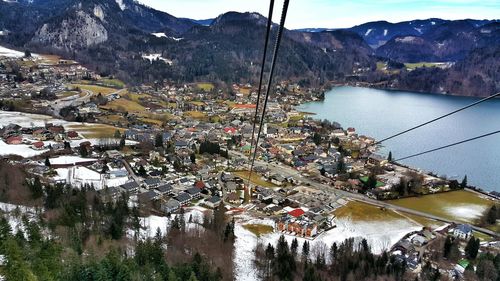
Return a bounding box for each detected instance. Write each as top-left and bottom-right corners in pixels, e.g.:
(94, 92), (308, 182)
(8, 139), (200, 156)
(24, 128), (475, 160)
(185, 187), (202, 200)
(32, 141), (45, 150)
(226, 192), (240, 204)
(138, 190), (161, 202)
(5, 135), (22, 144)
(156, 184), (173, 196)
(453, 224), (473, 240)
(161, 199), (181, 213)
(412, 235), (428, 247)
(103, 150), (123, 159)
(205, 196), (222, 208)
(143, 178), (161, 189)
(66, 131), (79, 139)
(270, 174), (286, 186)
(175, 192), (192, 206)
(121, 181), (140, 194)
(288, 208), (305, 218)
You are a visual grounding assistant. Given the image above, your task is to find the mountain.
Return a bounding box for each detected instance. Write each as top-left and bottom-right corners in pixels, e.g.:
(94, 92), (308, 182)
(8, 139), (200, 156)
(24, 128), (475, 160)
(0, 1), (497, 97)
(184, 18), (214, 26)
(376, 21), (500, 62)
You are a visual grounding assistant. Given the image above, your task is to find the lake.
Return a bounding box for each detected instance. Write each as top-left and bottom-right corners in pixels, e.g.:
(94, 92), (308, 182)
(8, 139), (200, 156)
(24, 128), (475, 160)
(297, 86), (500, 192)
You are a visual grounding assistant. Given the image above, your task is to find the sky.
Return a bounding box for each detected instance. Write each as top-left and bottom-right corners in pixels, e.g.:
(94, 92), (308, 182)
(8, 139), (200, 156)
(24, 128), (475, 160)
(139, 0), (500, 29)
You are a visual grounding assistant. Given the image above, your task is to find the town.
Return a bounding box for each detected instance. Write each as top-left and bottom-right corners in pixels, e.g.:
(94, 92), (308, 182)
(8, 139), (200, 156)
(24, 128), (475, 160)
(0, 46), (498, 280)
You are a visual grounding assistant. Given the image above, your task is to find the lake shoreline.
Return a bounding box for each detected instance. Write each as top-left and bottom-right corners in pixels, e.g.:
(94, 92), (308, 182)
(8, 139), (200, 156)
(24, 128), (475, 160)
(296, 86), (500, 193)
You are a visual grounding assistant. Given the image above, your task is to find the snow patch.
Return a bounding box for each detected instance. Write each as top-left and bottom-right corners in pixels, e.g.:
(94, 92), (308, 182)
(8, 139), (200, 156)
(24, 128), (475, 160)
(115, 0), (126, 10)
(383, 29), (388, 36)
(49, 155), (97, 165)
(444, 204), (488, 221)
(364, 28), (373, 36)
(0, 140), (49, 157)
(142, 54), (173, 65)
(0, 45), (27, 58)
(431, 21), (436, 25)
(414, 27), (423, 34)
(233, 216), (422, 281)
(151, 32), (167, 38)
(395, 36), (419, 43)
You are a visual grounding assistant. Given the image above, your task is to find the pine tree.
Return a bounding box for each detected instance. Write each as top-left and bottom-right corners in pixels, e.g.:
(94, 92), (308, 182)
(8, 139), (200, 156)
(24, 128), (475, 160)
(44, 157), (51, 167)
(138, 165), (147, 177)
(291, 238), (298, 258)
(487, 205), (498, 225)
(190, 153), (196, 164)
(302, 241), (310, 262)
(387, 151), (393, 162)
(460, 175), (468, 188)
(464, 236), (479, 259)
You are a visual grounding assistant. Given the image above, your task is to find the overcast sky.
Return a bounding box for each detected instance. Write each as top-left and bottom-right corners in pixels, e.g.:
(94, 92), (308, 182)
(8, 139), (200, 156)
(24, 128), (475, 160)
(138, 0), (499, 29)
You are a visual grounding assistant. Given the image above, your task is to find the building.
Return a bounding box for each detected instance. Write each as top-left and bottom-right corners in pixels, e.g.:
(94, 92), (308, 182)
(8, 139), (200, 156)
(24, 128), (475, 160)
(185, 187), (202, 200)
(121, 181), (140, 194)
(453, 224), (473, 240)
(205, 196), (222, 208)
(175, 193), (192, 206)
(161, 199), (181, 213)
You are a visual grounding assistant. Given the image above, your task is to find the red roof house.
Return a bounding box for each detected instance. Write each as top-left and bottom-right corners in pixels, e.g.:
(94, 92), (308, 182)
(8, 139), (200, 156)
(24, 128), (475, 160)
(288, 208), (305, 218)
(5, 135), (22, 145)
(32, 141), (44, 150)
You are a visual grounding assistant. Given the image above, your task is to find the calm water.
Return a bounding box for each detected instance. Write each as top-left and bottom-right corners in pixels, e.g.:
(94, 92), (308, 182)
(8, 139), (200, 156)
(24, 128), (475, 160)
(297, 86), (500, 192)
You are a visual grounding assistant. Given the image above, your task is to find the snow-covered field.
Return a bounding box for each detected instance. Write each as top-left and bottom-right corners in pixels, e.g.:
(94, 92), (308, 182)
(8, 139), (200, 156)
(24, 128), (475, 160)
(233, 215), (423, 281)
(0, 44), (38, 58)
(0, 111), (137, 157)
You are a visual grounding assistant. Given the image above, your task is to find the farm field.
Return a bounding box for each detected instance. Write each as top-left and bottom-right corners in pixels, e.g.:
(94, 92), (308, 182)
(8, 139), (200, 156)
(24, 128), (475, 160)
(388, 190), (495, 224)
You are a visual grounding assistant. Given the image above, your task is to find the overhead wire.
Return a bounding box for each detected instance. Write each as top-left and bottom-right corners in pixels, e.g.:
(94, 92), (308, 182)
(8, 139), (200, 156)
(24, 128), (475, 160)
(247, 0), (290, 189)
(247, 0), (275, 187)
(374, 92), (500, 145)
(394, 130), (500, 161)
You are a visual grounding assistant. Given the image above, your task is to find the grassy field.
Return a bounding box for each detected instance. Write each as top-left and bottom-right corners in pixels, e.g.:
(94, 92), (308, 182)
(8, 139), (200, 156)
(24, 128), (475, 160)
(184, 111), (208, 119)
(404, 62), (443, 70)
(197, 83), (215, 91)
(70, 84), (117, 96)
(335, 200), (405, 221)
(388, 190), (495, 224)
(66, 124), (125, 138)
(101, 98), (146, 112)
(243, 224), (274, 237)
(233, 171), (277, 188)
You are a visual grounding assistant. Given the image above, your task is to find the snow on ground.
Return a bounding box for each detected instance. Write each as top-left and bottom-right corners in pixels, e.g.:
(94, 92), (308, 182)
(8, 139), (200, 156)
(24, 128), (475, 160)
(151, 32), (167, 38)
(0, 45), (24, 58)
(0, 202), (37, 236)
(364, 29), (373, 36)
(115, 0), (126, 10)
(233, 216), (422, 281)
(128, 208), (207, 239)
(142, 54), (173, 65)
(54, 166), (103, 189)
(0, 140), (49, 157)
(384, 29), (388, 36)
(0, 45), (38, 58)
(444, 204), (488, 221)
(50, 155), (97, 165)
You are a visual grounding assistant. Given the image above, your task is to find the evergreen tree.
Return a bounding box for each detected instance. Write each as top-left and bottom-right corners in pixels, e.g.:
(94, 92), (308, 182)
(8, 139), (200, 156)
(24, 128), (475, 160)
(138, 165), (147, 177)
(387, 151), (393, 162)
(487, 205), (498, 225)
(291, 238), (298, 258)
(464, 236), (480, 259)
(301, 241), (310, 262)
(190, 153), (196, 164)
(155, 133), (164, 148)
(114, 129), (122, 138)
(460, 175), (468, 188)
(44, 157), (51, 167)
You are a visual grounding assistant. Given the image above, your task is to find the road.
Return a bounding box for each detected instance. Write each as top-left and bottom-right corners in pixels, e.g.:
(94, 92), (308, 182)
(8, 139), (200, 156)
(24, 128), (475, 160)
(51, 87), (127, 117)
(229, 150), (499, 238)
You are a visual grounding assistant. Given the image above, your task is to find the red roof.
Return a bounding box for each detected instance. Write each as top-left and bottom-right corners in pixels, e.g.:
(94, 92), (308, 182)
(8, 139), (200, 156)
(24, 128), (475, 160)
(288, 208), (305, 218)
(33, 141), (44, 148)
(194, 181), (206, 189)
(224, 127), (237, 133)
(234, 104), (256, 109)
